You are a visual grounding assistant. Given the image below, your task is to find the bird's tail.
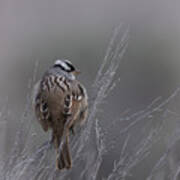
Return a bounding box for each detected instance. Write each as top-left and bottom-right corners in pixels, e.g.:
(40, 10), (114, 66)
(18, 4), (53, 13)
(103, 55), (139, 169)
(56, 140), (72, 170)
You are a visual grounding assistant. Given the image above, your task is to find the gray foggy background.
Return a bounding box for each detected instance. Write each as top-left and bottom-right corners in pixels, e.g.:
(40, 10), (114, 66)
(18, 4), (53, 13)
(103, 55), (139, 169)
(1, 0), (180, 179)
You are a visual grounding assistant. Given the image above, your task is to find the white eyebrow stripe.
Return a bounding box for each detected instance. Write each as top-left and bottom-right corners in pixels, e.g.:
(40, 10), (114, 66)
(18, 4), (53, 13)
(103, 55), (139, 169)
(61, 61), (70, 70)
(64, 59), (72, 65)
(54, 60), (70, 71)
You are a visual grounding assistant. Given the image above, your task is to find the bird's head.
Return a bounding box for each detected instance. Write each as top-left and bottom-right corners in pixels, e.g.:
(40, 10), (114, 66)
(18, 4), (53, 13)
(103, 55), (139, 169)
(53, 59), (81, 77)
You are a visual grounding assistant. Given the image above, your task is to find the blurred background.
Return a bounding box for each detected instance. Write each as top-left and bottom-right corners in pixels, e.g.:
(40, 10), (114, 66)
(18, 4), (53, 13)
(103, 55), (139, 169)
(0, 0), (180, 179)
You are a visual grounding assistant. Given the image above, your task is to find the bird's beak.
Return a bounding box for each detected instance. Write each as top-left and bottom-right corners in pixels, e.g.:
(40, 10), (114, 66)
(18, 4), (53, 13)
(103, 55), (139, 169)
(73, 70), (81, 76)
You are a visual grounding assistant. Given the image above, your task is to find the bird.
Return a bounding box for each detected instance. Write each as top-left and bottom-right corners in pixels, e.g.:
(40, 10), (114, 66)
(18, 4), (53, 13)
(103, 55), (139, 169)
(32, 59), (88, 170)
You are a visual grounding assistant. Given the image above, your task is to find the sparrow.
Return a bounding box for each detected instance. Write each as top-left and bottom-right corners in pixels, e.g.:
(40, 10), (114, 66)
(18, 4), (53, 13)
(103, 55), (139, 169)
(32, 59), (88, 170)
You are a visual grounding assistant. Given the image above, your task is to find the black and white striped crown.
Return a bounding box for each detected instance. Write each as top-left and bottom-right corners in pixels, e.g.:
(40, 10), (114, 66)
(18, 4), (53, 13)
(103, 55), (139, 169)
(54, 59), (75, 73)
